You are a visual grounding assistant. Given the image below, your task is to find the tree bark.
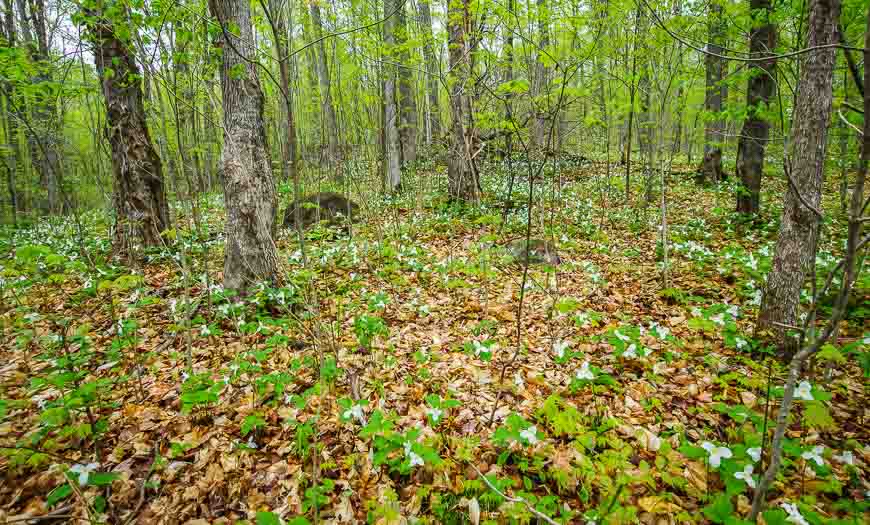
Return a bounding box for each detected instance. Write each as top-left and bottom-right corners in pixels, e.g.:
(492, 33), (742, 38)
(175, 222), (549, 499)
(395, 0), (416, 165)
(736, 0), (776, 215)
(701, 0), (725, 183)
(264, 0), (298, 186)
(446, 0), (478, 202)
(418, 0), (440, 144)
(309, 1), (340, 169)
(383, 0), (401, 190)
(530, 0), (550, 152)
(1, 0), (19, 225)
(501, 0), (515, 158)
(757, 0), (840, 358)
(208, 0), (279, 291)
(18, 0), (64, 213)
(82, 5), (170, 252)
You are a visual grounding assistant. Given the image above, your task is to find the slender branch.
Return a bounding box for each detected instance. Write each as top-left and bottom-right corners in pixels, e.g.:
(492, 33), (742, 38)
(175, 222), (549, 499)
(469, 464), (560, 525)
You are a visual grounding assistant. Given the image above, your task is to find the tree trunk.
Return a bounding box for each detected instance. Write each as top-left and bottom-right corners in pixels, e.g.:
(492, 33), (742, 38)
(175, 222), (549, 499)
(309, 1), (340, 169)
(501, 0), (515, 158)
(18, 0), (64, 214)
(736, 0), (776, 215)
(757, 0), (840, 358)
(265, 0), (298, 186)
(418, 0), (440, 144)
(395, 0), (417, 165)
(446, 0), (478, 202)
(82, 5), (170, 252)
(1, 0), (19, 226)
(383, 0), (401, 190)
(701, 0), (725, 183)
(530, 0), (550, 152)
(208, 0), (279, 291)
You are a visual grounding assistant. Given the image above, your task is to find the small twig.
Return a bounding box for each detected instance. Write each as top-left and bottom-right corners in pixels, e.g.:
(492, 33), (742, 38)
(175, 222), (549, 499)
(4, 506), (73, 523)
(469, 463), (560, 525)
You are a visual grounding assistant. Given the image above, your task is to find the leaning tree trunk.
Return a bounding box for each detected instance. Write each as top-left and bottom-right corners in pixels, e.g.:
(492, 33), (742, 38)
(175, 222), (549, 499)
(82, 5), (170, 252)
(208, 0), (279, 291)
(418, 0), (440, 144)
(701, 0), (725, 183)
(757, 0), (840, 358)
(383, 0), (401, 191)
(309, 1), (340, 169)
(736, 0), (777, 215)
(395, 0), (417, 165)
(445, 0), (478, 202)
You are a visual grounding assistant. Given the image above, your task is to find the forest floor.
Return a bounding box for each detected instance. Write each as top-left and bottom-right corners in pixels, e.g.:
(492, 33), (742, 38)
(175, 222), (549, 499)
(0, 163), (868, 524)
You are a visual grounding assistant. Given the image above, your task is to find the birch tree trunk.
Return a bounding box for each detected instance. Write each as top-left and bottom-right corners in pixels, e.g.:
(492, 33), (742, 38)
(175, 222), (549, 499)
(757, 0), (840, 358)
(208, 0), (279, 291)
(383, 0), (401, 190)
(701, 0), (725, 183)
(309, 1), (340, 169)
(82, 5), (171, 252)
(446, 0), (478, 202)
(418, 0), (440, 144)
(735, 0), (776, 215)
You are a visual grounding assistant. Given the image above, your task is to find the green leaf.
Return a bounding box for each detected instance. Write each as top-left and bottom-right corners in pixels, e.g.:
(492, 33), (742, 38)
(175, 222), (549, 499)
(46, 483), (72, 506)
(803, 402), (835, 430)
(88, 472), (119, 486)
(702, 493), (733, 524)
(256, 511), (282, 525)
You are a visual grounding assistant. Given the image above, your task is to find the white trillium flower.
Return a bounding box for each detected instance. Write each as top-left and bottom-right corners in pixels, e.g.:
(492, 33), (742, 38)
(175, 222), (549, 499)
(576, 361), (595, 381)
(623, 344), (638, 359)
(747, 254), (758, 271)
(701, 441), (733, 468)
(344, 404), (365, 423)
(404, 441), (424, 467)
(69, 462), (100, 486)
(553, 340), (570, 359)
(735, 337), (748, 350)
(614, 330), (630, 342)
(652, 323), (670, 339)
(832, 450), (854, 465)
(711, 313), (726, 326)
(781, 502), (809, 525)
(795, 380), (814, 401)
(734, 464), (756, 488)
(727, 305), (739, 318)
(472, 340), (488, 356)
(747, 447), (762, 463)
(801, 445), (825, 466)
(200, 325), (212, 337)
(426, 407), (443, 423)
(520, 425), (539, 445)
(181, 371), (190, 382)
(514, 372), (525, 389)
(246, 437), (258, 449)
(691, 307), (702, 317)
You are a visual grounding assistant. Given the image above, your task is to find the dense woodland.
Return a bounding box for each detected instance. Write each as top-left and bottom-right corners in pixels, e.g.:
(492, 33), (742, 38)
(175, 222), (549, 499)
(0, 0), (868, 522)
